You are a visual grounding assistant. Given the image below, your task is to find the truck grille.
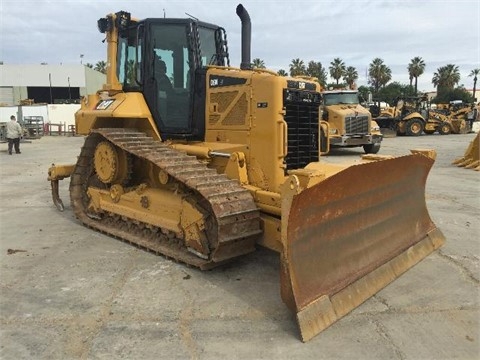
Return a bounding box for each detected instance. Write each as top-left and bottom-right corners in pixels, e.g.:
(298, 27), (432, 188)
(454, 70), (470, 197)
(283, 89), (320, 171)
(345, 115), (369, 134)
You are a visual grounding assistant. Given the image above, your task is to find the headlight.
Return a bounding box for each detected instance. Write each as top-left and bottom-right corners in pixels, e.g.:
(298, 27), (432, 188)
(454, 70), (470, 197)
(372, 125), (380, 131)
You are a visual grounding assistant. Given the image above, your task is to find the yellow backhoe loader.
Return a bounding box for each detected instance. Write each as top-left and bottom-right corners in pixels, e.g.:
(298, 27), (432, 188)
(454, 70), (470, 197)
(47, 5), (445, 341)
(425, 109), (468, 135)
(374, 98), (426, 136)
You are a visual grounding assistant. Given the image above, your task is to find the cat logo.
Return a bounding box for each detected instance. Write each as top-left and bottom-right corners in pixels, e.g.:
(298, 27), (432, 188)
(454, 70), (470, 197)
(299, 82), (306, 90)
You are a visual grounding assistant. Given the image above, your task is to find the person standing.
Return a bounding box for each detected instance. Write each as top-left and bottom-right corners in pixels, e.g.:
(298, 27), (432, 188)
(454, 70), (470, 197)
(467, 104), (478, 133)
(6, 115), (23, 155)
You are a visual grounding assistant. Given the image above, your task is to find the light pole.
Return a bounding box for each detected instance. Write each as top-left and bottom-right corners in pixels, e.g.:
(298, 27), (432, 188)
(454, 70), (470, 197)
(49, 73), (53, 104)
(80, 54), (84, 65)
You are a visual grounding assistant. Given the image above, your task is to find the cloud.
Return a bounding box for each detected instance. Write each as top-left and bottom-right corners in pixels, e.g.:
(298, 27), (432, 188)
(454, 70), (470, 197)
(1, 0), (479, 91)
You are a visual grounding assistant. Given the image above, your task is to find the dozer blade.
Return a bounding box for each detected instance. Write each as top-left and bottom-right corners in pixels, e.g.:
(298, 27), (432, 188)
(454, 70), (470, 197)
(279, 153), (445, 342)
(452, 133), (480, 171)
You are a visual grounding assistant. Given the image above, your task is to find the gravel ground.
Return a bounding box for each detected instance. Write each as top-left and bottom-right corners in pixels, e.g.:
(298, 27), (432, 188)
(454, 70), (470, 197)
(0, 132), (478, 360)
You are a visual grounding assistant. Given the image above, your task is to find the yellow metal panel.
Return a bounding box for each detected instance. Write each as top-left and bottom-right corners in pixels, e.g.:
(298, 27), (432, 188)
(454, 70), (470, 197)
(75, 92), (160, 140)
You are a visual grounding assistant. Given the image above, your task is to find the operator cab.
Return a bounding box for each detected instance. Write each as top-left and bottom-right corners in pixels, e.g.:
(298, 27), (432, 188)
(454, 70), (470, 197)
(101, 11), (229, 140)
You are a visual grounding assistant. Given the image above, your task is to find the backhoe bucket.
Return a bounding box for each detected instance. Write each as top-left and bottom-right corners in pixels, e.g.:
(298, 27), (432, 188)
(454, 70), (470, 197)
(279, 153), (445, 342)
(452, 133), (479, 170)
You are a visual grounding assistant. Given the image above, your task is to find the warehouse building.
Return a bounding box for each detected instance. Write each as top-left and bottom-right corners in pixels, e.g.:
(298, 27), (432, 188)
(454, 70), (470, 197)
(0, 64), (105, 106)
(0, 64), (106, 138)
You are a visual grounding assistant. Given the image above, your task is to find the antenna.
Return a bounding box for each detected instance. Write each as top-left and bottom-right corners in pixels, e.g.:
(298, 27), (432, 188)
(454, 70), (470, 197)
(185, 12), (199, 21)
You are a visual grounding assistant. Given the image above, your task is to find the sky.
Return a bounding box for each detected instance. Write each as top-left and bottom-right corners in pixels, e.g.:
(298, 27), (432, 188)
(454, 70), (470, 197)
(0, 0), (479, 92)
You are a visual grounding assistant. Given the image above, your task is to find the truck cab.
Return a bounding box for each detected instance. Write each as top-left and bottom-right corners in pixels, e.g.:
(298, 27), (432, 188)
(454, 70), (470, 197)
(321, 89), (382, 154)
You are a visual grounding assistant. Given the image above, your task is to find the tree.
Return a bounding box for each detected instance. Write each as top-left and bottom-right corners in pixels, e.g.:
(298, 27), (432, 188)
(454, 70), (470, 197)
(277, 69), (288, 76)
(368, 58), (391, 94)
(357, 85), (371, 104)
(469, 68), (480, 102)
(432, 64), (460, 92)
(376, 82), (416, 105)
(432, 87), (474, 104)
(329, 58), (346, 85)
(127, 59), (136, 84)
(85, 63), (93, 69)
(289, 58), (306, 77)
(343, 66), (358, 89)
(94, 60), (107, 74)
(306, 61), (327, 87)
(252, 58), (266, 69)
(407, 56), (425, 95)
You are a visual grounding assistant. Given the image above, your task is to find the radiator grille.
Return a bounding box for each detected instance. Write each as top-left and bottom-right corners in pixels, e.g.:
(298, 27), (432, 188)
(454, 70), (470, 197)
(283, 89), (321, 171)
(345, 115), (369, 134)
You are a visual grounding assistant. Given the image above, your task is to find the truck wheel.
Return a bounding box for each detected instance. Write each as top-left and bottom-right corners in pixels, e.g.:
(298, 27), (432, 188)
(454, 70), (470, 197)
(320, 126), (328, 153)
(406, 119), (424, 136)
(439, 122), (451, 135)
(363, 143), (380, 154)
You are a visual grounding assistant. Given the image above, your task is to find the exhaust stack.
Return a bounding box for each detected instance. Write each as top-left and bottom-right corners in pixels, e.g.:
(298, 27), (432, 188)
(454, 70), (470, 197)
(236, 4), (252, 70)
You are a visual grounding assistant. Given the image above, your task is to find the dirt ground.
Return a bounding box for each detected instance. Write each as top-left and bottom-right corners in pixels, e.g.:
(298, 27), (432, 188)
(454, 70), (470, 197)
(0, 133), (478, 360)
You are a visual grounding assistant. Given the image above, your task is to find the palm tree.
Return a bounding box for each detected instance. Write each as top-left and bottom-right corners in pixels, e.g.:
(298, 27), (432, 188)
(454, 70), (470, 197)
(329, 58), (346, 85)
(277, 69), (288, 76)
(85, 63), (93, 69)
(407, 57), (426, 95)
(127, 60), (136, 84)
(94, 60), (107, 74)
(343, 66), (358, 89)
(306, 61), (327, 87)
(252, 58), (266, 69)
(368, 58), (391, 94)
(469, 68), (480, 102)
(432, 64), (460, 91)
(289, 58), (306, 77)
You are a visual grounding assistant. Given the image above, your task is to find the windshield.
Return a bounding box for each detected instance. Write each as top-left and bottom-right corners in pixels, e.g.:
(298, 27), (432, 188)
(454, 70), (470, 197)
(324, 92), (359, 106)
(198, 27), (217, 66)
(144, 22), (220, 135)
(117, 28), (142, 89)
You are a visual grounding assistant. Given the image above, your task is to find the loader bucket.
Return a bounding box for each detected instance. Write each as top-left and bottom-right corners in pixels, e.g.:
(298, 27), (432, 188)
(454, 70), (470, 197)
(279, 153), (445, 342)
(452, 133), (479, 171)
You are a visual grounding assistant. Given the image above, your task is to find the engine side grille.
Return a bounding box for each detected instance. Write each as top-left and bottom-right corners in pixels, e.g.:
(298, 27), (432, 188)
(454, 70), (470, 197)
(283, 89), (320, 171)
(345, 115), (369, 134)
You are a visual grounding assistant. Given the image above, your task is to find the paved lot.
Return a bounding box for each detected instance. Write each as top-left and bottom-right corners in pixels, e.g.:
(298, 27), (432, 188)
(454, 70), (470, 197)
(0, 133), (478, 360)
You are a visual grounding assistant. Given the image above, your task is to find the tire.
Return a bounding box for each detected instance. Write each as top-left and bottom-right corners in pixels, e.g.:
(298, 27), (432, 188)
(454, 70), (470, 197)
(439, 122), (451, 135)
(320, 127), (328, 154)
(363, 143), (381, 154)
(396, 120), (406, 136)
(406, 119), (424, 136)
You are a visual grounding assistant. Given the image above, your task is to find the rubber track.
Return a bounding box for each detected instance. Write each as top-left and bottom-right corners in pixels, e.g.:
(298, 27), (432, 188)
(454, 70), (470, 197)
(70, 128), (261, 269)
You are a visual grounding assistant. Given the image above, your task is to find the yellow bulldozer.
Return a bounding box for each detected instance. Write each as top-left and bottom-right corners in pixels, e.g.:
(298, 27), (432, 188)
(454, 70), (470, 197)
(48, 5), (445, 342)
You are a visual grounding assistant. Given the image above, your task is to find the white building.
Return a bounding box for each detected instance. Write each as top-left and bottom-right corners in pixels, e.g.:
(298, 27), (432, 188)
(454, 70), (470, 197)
(0, 64), (105, 106)
(0, 64), (106, 134)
